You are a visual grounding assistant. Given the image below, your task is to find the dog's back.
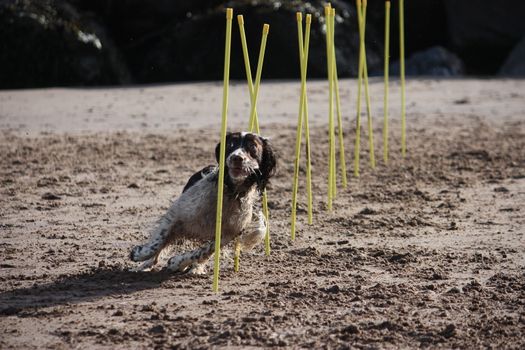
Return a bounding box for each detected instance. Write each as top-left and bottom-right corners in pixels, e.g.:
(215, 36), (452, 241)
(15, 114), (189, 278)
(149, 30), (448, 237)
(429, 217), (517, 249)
(182, 165), (215, 193)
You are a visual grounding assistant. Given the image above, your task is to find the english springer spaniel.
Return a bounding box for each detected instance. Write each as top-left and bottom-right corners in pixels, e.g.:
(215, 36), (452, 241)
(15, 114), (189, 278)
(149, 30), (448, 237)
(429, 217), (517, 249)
(129, 132), (276, 274)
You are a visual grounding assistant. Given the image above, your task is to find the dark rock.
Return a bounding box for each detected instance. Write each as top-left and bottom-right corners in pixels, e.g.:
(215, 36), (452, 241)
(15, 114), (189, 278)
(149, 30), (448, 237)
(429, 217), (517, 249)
(70, 0), (222, 47)
(499, 36), (525, 76)
(391, 46), (464, 76)
(0, 0), (130, 89)
(385, 0), (449, 61)
(324, 284), (341, 294)
(454, 98), (469, 105)
(447, 287), (461, 294)
(148, 325), (165, 334)
(3, 0), (524, 87)
(42, 192), (61, 200)
(127, 0), (383, 82)
(389, 252), (414, 264)
(444, 0), (525, 74)
(288, 291), (306, 298)
(359, 207), (377, 215)
(448, 150), (490, 161)
(494, 187), (509, 193)
(141, 304), (154, 312)
(0, 264), (16, 268)
(342, 324), (359, 334)
(439, 323), (456, 338)
(430, 272), (445, 281)
(374, 320), (398, 331)
(444, 0), (525, 47)
(291, 246), (319, 257)
(217, 330), (231, 339)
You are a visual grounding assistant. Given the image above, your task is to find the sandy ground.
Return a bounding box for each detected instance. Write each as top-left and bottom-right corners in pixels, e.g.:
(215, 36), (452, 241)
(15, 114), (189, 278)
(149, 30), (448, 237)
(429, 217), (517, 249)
(1, 78), (524, 134)
(0, 78), (524, 349)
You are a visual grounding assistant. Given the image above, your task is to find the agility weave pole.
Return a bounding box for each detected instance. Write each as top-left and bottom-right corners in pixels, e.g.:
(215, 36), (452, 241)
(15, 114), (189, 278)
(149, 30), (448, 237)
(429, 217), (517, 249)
(361, 0), (376, 169)
(384, 0), (391, 163)
(291, 12), (313, 241)
(354, 0), (376, 176)
(239, 17), (270, 135)
(235, 17), (271, 271)
(399, 0), (406, 157)
(324, 5), (335, 210)
(213, 8), (233, 293)
(330, 8), (348, 190)
(353, 0), (364, 177)
(329, 7), (336, 199)
(302, 16), (313, 227)
(329, 7), (337, 200)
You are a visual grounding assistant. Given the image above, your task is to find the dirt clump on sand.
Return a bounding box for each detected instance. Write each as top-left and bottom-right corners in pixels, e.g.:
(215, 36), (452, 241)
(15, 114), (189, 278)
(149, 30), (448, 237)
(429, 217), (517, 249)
(0, 115), (524, 349)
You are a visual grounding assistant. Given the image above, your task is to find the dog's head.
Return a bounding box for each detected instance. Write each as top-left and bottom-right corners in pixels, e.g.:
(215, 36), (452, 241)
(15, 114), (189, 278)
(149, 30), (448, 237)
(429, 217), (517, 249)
(215, 132), (276, 193)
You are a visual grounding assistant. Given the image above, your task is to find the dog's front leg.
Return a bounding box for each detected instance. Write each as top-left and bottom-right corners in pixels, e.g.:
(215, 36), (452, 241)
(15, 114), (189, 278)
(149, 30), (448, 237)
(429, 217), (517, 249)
(166, 241), (214, 273)
(239, 210), (266, 251)
(130, 256), (159, 272)
(166, 235), (236, 273)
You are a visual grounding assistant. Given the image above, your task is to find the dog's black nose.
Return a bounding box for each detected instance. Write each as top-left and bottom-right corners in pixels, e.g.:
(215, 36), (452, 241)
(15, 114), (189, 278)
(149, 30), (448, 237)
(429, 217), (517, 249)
(230, 154), (243, 163)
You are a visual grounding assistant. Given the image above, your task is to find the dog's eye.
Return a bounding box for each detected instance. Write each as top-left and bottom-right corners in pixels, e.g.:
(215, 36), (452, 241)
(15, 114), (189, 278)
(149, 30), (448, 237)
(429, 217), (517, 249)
(248, 144), (258, 156)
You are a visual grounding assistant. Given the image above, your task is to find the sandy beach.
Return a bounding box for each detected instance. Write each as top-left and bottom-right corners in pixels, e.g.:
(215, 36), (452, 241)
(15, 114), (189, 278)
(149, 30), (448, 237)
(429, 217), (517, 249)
(2, 78), (524, 134)
(1, 78), (524, 349)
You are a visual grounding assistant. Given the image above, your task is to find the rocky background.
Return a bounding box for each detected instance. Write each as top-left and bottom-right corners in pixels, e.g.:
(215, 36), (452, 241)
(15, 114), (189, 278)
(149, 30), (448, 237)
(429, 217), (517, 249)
(1, 0), (524, 89)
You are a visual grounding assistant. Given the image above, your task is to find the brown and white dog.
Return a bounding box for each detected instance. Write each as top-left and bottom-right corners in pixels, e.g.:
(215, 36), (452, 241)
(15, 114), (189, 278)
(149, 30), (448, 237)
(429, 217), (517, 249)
(129, 132), (276, 273)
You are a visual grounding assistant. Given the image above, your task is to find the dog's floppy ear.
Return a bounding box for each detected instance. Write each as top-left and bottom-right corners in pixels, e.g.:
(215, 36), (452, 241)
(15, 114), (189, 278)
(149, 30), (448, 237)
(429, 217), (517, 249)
(258, 137), (277, 191)
(215, 132), (232, 164)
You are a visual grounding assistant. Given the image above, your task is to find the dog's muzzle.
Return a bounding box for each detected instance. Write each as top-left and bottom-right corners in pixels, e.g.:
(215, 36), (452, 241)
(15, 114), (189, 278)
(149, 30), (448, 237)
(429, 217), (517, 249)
(226, 149), (258, 180)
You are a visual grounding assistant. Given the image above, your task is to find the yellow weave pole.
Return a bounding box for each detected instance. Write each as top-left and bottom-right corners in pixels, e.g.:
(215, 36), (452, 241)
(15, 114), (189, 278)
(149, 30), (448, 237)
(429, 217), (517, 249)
(248, 24), (271, 257)
(303, 14), (313, 225)
(330, 5), (336, 202)
(400, 0), (406, 157)
(291, 13), (304, 241)
(329, 8), (337, 199)
(237, 18), (272, 263)
(331, 8), (347, 189)
(247, 25), (269, 135)
(234, 14), (250, 272)
(213, 7), (233, 293)
(253, 25), (271, 257)
(383, 0), (391, 163)
(237, 15), (256, 134)
(291, 13), (313, 240)
(361, 0), (376, 169)
(233, 242), (241, 273)
(354, 0), (364, 177)
(325, 5), (334, 210)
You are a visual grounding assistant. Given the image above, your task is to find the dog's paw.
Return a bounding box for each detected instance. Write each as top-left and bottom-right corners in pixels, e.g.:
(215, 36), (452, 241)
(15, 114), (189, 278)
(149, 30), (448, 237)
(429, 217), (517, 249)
(166, 255), (191, 273)
(185, 263), (207, 275)
(129, 245), (150, 262)
(129, 257), (157, 272)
